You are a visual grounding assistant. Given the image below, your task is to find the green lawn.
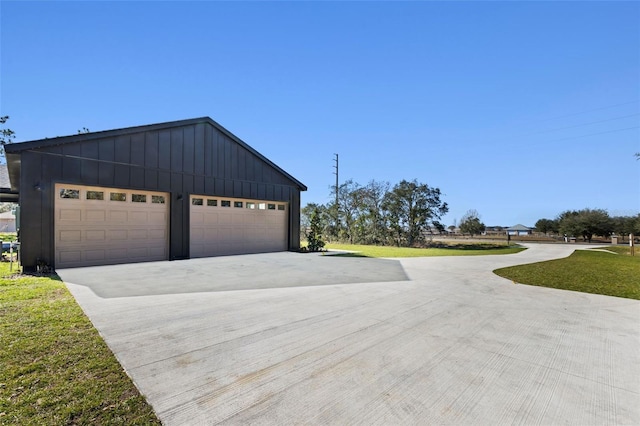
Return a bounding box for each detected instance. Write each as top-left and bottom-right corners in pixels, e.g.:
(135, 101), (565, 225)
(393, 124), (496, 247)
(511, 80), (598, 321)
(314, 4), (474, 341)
(325, 242), (525, 257)
(494, 247), (640, 300)
(0, 264), (161, 425)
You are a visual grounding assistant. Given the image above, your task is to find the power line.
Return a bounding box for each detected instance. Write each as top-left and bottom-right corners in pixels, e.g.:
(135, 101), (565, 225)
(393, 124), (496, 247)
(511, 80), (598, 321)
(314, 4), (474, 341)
(546, 126), (639, 143)
(532, 113), (640, 135)
(535, 100), (639, 122)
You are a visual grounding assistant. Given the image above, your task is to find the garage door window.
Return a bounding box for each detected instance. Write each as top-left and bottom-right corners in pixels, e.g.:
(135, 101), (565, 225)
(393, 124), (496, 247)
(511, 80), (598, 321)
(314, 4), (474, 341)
(110, 192), (126, 202)
(132, 194), (147, 203)
(258, 203), (266, 210)
(192, 198), (203, 206)
(278, 205), (285, 211)
(234, 201), (243, 208)
(246, 202), (256, 209)
(152, 195), (166, 204)
(221, 200), (231, 207)
(60, 189), (80, 199)
(207, 199), (217, 207)
(87, 191), (104, 200)
(267, 203), (276, 210)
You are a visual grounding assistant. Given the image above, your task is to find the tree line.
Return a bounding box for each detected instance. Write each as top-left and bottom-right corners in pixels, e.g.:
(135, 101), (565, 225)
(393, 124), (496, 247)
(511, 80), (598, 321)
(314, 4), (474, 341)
(535, 209), (640, 243)
(302, 179), (448, 248)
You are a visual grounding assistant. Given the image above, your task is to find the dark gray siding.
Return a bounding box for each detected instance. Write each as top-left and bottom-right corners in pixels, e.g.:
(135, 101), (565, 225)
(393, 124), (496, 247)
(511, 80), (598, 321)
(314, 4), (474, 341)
(17, 121), (302, 270)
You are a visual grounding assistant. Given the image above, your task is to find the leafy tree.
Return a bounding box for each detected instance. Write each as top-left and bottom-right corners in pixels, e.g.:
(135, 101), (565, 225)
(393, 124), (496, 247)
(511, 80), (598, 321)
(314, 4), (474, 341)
(432, 221), (446, 234)
(306, 207), (326, 252)
(612, 214), (640, 241)
(557, 210), (581, 238)
(301, 203), (328, 237)
(535, 218), (559, 235)
(354, 180), (389, 245)
(459, 209), (486, 237)
(335, 179), (362, 244)
(382, 179), (448, 247)
(1, 116), (16, 160)
(558, 208), (612, 243)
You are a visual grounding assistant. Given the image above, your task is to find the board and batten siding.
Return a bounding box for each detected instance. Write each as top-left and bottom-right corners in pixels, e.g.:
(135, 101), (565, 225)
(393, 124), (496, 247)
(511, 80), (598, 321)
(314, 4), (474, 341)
(16, 121), (301, 270)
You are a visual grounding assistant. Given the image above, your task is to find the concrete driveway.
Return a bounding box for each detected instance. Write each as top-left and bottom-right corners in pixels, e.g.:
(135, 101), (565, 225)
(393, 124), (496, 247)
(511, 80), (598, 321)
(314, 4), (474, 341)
(59, 244), (640, 425)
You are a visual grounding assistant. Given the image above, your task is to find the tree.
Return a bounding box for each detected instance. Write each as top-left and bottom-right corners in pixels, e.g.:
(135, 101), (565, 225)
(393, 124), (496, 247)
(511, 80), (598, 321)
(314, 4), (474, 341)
(558, 208), (612, 243)
(381, 179), (448, 247)
(535, 218), (559, 235)
(301, 203), (328, 238)
(335, 179), (362, 244)
(306, 207), (326, 252)
(611, 214), (640, 241)
(1, 116), (16, 160)
(459, 209), (485, 237)
(353, 180), (389, 245)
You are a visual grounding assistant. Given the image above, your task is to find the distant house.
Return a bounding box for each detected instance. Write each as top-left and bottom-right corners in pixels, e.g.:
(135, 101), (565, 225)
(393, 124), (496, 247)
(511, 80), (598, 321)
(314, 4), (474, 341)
(0, 211), (16, 233)
(484, 226), (505, 235)
(507, 224), (532, 236)
(0, 164), (18, 203)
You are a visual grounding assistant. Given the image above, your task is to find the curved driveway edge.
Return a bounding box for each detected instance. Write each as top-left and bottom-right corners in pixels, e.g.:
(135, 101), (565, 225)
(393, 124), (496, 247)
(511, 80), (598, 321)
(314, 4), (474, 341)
(62, 244), (640, 425)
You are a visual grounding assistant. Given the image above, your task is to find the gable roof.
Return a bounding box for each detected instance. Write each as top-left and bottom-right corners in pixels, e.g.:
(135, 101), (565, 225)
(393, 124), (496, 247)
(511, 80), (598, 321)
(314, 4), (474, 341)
(507, 224), (531, 231)
(4, 116), (307, 192)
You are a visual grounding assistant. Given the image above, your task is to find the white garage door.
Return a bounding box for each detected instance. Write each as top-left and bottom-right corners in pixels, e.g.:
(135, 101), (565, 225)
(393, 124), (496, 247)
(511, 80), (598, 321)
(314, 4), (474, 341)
(54, 183), (169, 268)
(190, 195), (288, 258)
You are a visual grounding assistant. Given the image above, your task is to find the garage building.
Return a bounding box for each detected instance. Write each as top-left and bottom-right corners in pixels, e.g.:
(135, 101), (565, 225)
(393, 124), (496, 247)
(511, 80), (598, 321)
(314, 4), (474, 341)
(4, 117), (306, 271)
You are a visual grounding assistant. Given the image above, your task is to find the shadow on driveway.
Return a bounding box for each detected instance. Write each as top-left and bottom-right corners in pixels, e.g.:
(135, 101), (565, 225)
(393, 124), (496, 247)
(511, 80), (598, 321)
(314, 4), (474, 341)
(56, 251), (409, 298)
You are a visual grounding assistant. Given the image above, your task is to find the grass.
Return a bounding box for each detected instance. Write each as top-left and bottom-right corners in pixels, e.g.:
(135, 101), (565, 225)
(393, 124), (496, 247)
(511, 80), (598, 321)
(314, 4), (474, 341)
(0, 263), (161, 425)
(324, 242), (526, 257)
(494, 247), (640, 300)
(0, 233), (17, 241)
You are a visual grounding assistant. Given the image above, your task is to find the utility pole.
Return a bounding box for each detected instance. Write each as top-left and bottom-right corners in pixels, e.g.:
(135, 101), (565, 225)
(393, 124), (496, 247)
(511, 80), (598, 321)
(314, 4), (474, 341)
(333, 153), (339, 232)
(333, 153), (339, 207)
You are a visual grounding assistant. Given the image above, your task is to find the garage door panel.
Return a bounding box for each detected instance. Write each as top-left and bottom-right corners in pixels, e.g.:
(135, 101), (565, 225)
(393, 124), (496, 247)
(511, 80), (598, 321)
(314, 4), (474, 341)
(129, 229), (148, 239)
(204, 228), (219, 239)
(55, 184), (169, 268)
(86, 210), (106, 222)
(204, 213), (218, 225)
(110, 211), (128, 222)
(85, 250), (106, 262)
(191, 212), (204, 224)
(129, 247), (149, 258)
(130, 211), (148, 222)
(148, 246), (166, 257)
(148, 211), (167, 223)
(86, 230), (106, 241)
(109, 230), (128, 240)
(59, 230), (82, 242)
(59, 250), (82, 263)
(148, 229), (166, 239)
(59, 209), (82, 221)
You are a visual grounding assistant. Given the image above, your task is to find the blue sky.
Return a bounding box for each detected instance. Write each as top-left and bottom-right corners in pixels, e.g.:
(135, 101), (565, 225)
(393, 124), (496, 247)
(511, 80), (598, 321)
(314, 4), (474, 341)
(1, 1), (639, 227)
